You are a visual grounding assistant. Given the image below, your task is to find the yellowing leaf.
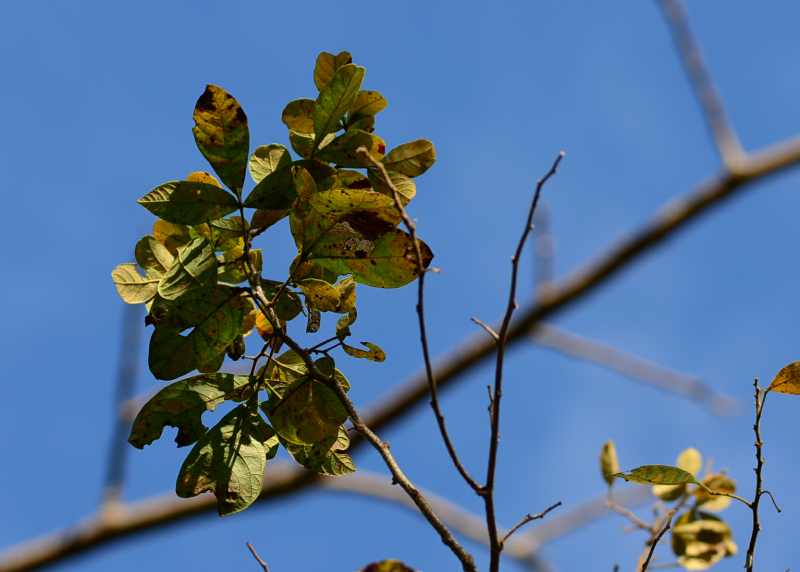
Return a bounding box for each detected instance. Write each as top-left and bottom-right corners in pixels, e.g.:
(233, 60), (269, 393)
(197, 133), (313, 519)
(138, 181), (238, 225)
(359, 561), (416, 572)
(382, 139), (436, 177)
(615, 465), (697, 486)
(342, 341), (386, 362)
(671, 511), (737, 570)
(192, 84), (250, 192)
(153, 220), (191, 255)
(600, 440), (619, 487)
(677, 447), (703, 476)
(694, 473), (736, 511)
(112, 263), (159, 304)
(769, 361), (800, 395)
(313, 50), (353, 91)
(249, 144), (292, 184)
(316, 129), (386, 167)
(313, 64), (365, 147)
(281, 99), (316, 134)
(349, 90), (388, 118)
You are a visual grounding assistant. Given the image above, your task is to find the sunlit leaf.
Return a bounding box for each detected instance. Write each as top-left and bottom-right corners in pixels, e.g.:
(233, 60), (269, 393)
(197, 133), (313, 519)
(112, 263), (159, 304)
(368, 169), (417, 204)
(359, 561), (416, 572)
(157, 238), (217, 300)
(349, 90), (388, 118)
(615, 465), (698, 486)
(135, 236), (174, 274)
(138, 181), (238, 225)
(265, 376), (347, 445)
(192, 84), (250, 192)
(185, 171), (222, 187)
(313, 50), (353, 91)
(129, 373), (252, 448)
(153, 220), (191, 255)
(600, 440), (619, 487)
(176, 405), (275, 516)
(249, 144), (292, 184)
(285, 427), (354, 476)
(382, 139), (436, 177)
(342, 341), (385, 362)
(654, 447), (703, 501)
(769, 361), (800, 395)
(336, 309), (357, 340)
(281, 99), (316, 134)
(313, 64), (365, 147)
(316, 130), (386, 167)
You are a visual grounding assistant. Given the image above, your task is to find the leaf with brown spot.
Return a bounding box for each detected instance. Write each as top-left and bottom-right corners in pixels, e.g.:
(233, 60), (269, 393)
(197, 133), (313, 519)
(249, 144), (292, 184)
(192, 85), (250, 192)
(769, 361), (800, 395)
(382, 139), (436, 177)
(342, 341), (385, 362)
(129, 373), (252, 449)
(138, 181), (238, 225)
(313, 50), (353, 91)
(176, 405), (276, 516)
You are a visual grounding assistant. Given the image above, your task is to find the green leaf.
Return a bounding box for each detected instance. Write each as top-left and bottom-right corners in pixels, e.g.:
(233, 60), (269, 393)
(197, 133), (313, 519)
(192, 84), (250, 192)
(600, 440), (619, 487)
(615, 465), (698, 486)
(157, 237), (217, 300)
(285, 427), (354, 476)
(349, 90), (388, 118)
(313, 64), (365, 148)
(769, 361), (800, 394)
(148, 285), (248, 380)
(176, 405), (275, 516)
(310, 228), (433, 288)
(359, 561), (416, 572)
(316, 130), (386, 167)
(652, 447), (703, 501)
(243, 165), (296, 209)
(129, 373), (253, 448)
(342, 341), (386, 362)
(313, 50), (353, 91)
(249, 144), (292, 184)
(281, 99), (316, 134)
(261, 280), (303, 322)
(382, 139), (436, 177)
(135, 236), (174, 274)
(112, 263), (159, 304)
(265, 376), (347, 445)
(137, 181), (238, 225)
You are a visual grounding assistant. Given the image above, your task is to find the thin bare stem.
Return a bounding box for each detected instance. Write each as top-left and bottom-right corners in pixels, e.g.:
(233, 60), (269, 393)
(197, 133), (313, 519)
(246, 542), (270, 572)
(656, 0), (745, 167)
(357, 146), (483, 494)
(639, 518), (671, 572)
(745, 379), (771, 572)
(471, 317), (500, 341)
(485, 151), (565, 572)
(500, 502), (562, 548)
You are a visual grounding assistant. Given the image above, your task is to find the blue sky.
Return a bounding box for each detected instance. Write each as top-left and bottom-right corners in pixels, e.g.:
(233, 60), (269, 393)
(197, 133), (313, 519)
(1, 1), (799, 571)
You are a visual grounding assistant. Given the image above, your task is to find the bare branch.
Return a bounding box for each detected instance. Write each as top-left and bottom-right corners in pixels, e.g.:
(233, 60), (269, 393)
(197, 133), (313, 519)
(639, 518), (672, 572)
(745, 379), (773, 572)
(656, 0), (745, 167)
(500, 502), (562, 548)
(3, 137), (800, 572)
(246, 542), (270, 572)
(530, 324), (735, 415)
(471, 317), (500, 341)
(357, 147), (483, 495)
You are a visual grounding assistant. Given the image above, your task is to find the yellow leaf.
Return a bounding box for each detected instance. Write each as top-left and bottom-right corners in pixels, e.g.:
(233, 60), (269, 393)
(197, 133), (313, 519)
(769, 361), (800, 395)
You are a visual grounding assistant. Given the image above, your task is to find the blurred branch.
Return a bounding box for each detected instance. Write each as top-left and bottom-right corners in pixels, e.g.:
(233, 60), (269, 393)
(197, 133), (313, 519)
(246, 542), (270, 572)
(530, 323), (735, 415)
(101, 303), (141, 508)
(3, 135), (800, 570)
(656, 0), (745, 167)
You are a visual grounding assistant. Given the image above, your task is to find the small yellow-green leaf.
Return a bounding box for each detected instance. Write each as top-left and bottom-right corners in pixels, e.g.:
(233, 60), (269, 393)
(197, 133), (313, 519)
(249, 144), (292, 184)
(112, 263), (159, 304)
(316, 129), (386, 167)
(313, 50), (353, 91)
(342, 341), (386, 362)
(281, 99), (316, 134)
(299, 278), (341, 312)
(349, 90), (388, 118)
(266, 377), (348, 445)
(382, 139), (436, 177)
(176, 405), (275, 516)
(138, 181), (238, 225)
(615, 465), (698, 486)
(600, 440), (619, 487)
(192, 84), (250, 192)
(677, 447), (703, 476)
(129, 372), (252, 448)
(769, 361), (800, 394)
(313, 64), (365, 147)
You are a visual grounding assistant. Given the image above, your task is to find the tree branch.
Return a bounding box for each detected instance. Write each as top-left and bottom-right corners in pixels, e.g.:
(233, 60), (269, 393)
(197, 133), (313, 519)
(3, 137), (800, 571)
(656, 0), (745, 167)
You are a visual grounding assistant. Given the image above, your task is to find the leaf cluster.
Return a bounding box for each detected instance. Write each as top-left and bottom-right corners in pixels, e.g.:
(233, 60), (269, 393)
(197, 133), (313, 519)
(111, 51), (436, 515)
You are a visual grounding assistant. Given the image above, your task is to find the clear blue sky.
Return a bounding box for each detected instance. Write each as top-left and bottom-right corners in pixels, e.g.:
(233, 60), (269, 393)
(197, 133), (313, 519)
(2, 1), (799, 571)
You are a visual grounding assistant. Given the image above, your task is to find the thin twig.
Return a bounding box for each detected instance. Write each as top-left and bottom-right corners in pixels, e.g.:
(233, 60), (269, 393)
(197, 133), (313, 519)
(639, 518), (672, 572)
(745, 378), (771, 572)
(471, 317), (500, 341)
(531, 324), (735, 415)
(500, 502), (562, 548)
(246, 542), (269, 572)
(357, 146), (483, 495)
(656, 0), (745, 167)
(485, 151), (565, 572)
(3, 138), (800, 572)
(101, 302), (141, 507)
